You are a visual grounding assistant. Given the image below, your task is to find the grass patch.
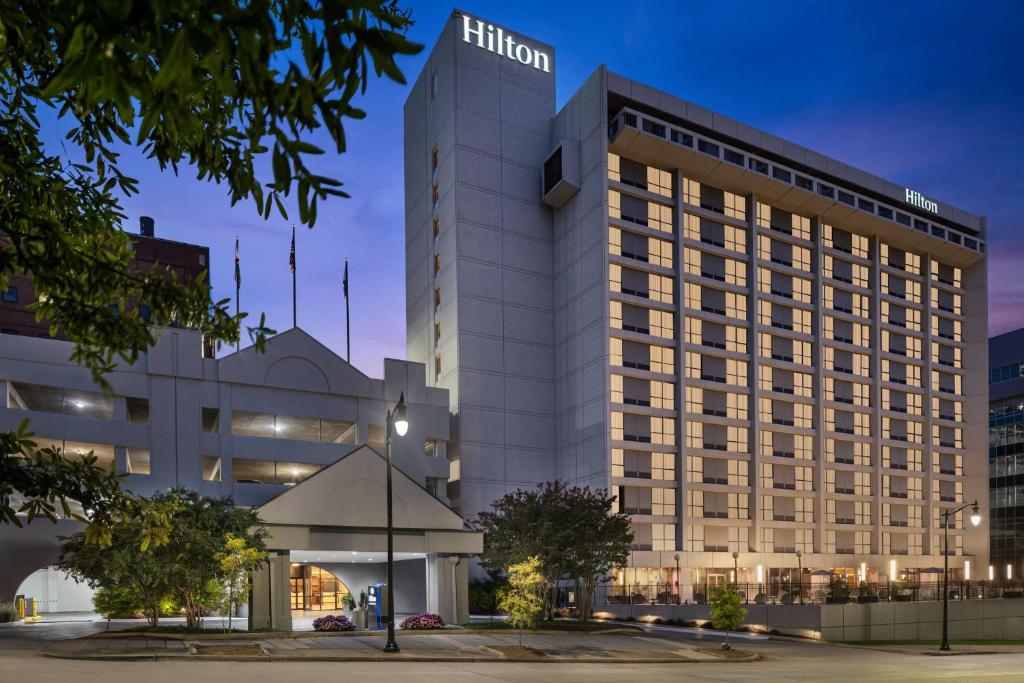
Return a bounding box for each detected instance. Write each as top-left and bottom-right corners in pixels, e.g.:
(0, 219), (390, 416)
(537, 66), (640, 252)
(463, 619), (626, 632)
(850, 639), (1024, 646)
(115, 625), (272, 634)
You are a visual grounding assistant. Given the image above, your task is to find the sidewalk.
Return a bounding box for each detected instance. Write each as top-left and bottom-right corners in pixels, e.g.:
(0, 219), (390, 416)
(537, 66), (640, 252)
(42, 630), (759, 663)
(840, 641), (1024, 657)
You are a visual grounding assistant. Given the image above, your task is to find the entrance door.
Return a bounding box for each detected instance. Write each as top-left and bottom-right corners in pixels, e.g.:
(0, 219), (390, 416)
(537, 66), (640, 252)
(290, 578), (305, 609)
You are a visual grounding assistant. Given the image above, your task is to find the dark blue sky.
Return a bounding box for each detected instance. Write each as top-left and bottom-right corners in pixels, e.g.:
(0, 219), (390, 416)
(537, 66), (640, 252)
(55, 1), (1024, 373)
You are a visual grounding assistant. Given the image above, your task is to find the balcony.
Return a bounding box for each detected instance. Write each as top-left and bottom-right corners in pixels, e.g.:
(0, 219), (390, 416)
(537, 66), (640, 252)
(772, 386), (795, 395)
(939, 495), (957, 502)
(888, 520), (908, 528)
(835, 517), (855, 525)
(702, 442), (728, 452)
(773, 482), (796, 491)
(702, 408), (727, 417)
(939, 467), (956, 475)
(702, 476), (728, 485)
(887, 462), (908, 471)
(835, 486), (855, 495)
(888, 491), (908, 499)
(703, 511), (728, 519)
(834, 457), (855, 465)
(773, 450), (795, 459)
(773, 418), (796, 426)
(773, 513), (796, 522)
(700, 373), (726, 383)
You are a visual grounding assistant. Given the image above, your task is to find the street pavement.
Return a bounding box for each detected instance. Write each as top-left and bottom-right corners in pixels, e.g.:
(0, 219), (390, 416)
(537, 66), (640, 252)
(5, 615), (1024, 681)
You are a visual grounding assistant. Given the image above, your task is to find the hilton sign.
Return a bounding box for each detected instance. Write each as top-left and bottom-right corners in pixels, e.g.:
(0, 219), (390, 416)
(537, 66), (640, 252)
(461, 15), (551, 73)
(905, 188), (938, 213)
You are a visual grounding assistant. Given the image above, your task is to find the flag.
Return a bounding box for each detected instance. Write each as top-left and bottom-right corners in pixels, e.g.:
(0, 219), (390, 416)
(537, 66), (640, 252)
(289, 225), (296, 274)
(343, 259), (349, 298)
(234, 237), (240, 287)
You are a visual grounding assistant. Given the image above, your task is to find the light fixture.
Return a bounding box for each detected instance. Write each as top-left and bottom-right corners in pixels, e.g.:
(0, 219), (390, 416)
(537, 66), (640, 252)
(859, 562), (867, 583)
(970, 503), (982, 527)
(352, 551), (358, 555)
(394, 393), (408, 436)
(756, 564), (763, 583)
(1008, 564), (1013, 581)
(965, 560), (971, 581)
(291, 467), (299, 477)
(990, 565), (995, 581)
(72, 400), (86, 408)
(890, 559), (897, 581)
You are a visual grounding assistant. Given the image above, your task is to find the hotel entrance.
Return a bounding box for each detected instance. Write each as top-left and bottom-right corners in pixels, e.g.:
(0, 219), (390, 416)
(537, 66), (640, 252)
(289, 564), (351, 611)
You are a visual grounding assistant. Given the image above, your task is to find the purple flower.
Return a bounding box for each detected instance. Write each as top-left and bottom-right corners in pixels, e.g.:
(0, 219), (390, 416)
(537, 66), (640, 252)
(399, 612), (446, 630)
(312, 614), (356, 631)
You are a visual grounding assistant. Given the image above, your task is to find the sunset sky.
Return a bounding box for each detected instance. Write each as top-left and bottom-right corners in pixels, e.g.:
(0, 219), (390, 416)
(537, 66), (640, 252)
(41, 1), (1024, 375)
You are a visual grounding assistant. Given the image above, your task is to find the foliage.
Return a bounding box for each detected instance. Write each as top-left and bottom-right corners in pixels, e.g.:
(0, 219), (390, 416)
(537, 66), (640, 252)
(216, 533), (267, 632)
(497, 556), (545, 647)
(59, 488), (265, 628)
(359, 590), (368, 609)
(469, 577), (507, 615)
(0, 1), (422, 537)
(0, 421), (169, 547)
(312, 614), (356, 632)
(709, 585), (747, 650)
(0, 1), (423, 387)
(399, 612), (446, 630)
(476, 481), (632, 620)
(342, 592), (356, 610)
(92, 585), (181, 619)
(0, 602), (17, 623)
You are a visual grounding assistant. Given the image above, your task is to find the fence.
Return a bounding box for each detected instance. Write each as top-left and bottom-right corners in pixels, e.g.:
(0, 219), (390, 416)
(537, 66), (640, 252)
(592, 581), (1024, 606)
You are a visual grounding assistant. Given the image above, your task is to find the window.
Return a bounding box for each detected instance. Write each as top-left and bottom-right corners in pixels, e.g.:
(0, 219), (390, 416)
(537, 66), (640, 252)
(6, 381), (115, 420)
(127, 397), (149, 424)
(203, 456), (222, 482)
(126, 448), (151, 475)
(2, 287), (18, 304)
(724, 148), (744, 166)
(231, 411), (356, 444)
(202, 407), (220, 432)
(232, 458), (321, 486)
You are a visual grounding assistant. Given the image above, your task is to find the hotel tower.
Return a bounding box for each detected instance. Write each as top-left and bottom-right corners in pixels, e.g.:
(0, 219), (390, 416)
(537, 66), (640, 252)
(405, 10), (989, 592)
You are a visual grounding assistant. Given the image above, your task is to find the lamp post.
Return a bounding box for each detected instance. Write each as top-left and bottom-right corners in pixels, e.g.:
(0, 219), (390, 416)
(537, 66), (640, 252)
(383, 392), (408, 653)
(795, 550), (803, 605)
(674, 552), (681, 605)
(940, 500), (981, 652)
(732, 551), (739, 588)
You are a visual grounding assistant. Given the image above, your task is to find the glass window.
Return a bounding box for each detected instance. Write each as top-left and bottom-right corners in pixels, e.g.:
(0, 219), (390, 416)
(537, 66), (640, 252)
(232, 458), (321, 486)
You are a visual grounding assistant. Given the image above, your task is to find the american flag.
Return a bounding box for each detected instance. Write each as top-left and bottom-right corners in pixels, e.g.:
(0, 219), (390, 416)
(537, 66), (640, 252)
(289, 225), (295, 274)
(343, 259), (349, 298)
(234, 237), (240, 287)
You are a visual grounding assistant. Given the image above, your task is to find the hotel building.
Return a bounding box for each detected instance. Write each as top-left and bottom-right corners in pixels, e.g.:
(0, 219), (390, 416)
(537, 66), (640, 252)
(990, 328), (1024, 575)
(405, 11), (989, 592)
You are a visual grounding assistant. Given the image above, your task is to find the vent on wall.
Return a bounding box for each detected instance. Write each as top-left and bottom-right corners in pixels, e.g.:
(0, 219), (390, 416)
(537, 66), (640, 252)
(541, 141), (580, 209)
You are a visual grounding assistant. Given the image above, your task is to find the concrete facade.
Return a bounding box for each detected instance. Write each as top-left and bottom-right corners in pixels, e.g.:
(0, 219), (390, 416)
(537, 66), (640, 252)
(0, 327), (476, 617)
(406, 10), (989, 588)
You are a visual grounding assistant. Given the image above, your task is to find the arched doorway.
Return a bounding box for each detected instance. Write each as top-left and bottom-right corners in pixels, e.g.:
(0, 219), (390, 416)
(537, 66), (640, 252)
(289, 564), (350, 611)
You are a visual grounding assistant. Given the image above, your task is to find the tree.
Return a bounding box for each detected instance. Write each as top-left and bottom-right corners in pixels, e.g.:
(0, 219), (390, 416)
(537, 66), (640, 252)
(709, 585), (747, 650)
(58, 495), (178, 626)
(216, 533), (267, 632)
(563, 486), (632, 623)
(0, 1), (422, 527)
(475, 481), (576, 619)
(497, 556), (545, 648)
(60, 488), (266, 629)
(476, 481), (633, 621)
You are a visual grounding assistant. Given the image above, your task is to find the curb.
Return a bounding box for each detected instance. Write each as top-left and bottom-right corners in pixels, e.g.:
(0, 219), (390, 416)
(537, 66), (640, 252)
(41, 650), (761, 664)
(81, 626), (639, 641)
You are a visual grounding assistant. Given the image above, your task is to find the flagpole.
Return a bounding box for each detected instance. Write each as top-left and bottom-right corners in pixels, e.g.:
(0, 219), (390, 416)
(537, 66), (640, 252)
(344, 259), (351, 363)
(291, 225), (297, 329)
(234, 236), (240, 352)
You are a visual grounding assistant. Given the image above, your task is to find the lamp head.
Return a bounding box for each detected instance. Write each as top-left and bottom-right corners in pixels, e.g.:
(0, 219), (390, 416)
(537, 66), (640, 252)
(796, 549), (802, 558)
(732, 551), (739, 560)
(970, 502), (982, 528)
(393, 392), (408, 436)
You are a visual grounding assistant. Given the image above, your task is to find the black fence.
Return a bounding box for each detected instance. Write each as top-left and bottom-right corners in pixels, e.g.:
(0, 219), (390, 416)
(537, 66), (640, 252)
(594, 581), (1024, 606)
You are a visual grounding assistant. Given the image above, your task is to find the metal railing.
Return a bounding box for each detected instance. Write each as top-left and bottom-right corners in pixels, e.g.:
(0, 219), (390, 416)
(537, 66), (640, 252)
(593, 581), (1024, 606)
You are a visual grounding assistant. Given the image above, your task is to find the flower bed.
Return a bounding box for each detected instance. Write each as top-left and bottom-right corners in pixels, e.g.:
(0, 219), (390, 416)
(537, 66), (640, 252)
(312, 614), (356, 632)
(399, 612), (445, 630)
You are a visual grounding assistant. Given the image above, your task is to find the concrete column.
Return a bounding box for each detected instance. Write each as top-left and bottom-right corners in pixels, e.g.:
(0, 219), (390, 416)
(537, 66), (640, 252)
(427, 554), (469, 625)
(249, 553), (292, 631)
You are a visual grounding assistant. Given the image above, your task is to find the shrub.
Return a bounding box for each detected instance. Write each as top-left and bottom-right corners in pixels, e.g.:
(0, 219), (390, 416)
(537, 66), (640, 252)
(93, 585), (144, 619)
(468, 577), (506, 615)
(0, 602), (18, 623)
(399, 612), (445, 630)
(312, 614), (356, 632)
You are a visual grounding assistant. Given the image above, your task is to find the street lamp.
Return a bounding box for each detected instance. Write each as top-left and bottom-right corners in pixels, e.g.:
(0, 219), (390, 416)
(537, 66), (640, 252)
(940, 500), (981, 652)
(383, 392), (408, 653)
(732, 551), (739, 587)
(674, 552), (681, 605)
(795, 550), (803, 605)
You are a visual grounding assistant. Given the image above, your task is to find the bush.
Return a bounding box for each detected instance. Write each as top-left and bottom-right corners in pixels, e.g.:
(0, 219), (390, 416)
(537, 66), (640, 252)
(399, 612), (445, 630)
(93, 585), (144, 619)
(0, 602), (18, 623)
(312, 614), (356, 632)
(468, 577), (506, 615)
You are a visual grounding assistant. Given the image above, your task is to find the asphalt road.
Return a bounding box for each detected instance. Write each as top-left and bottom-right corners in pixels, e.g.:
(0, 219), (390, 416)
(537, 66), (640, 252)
(3, 618), (1024, 682)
